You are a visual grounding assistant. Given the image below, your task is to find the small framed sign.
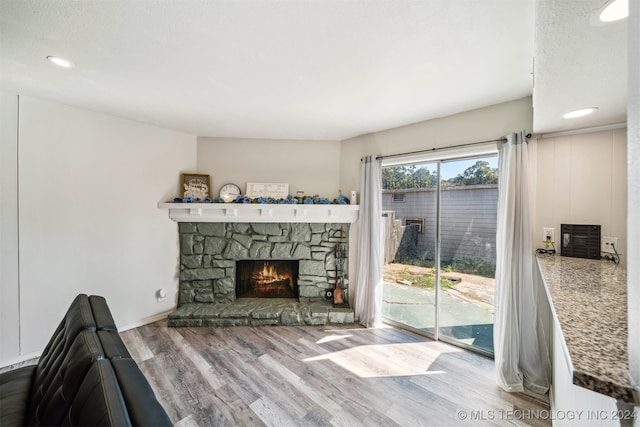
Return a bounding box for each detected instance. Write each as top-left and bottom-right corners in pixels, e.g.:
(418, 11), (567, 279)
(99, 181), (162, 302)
(182, 173), (210, 199)
(245, 182), (289, 199)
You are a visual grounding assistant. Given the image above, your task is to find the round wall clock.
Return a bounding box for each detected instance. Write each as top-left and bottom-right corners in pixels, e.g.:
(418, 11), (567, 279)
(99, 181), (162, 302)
(219, 183), (242, 203)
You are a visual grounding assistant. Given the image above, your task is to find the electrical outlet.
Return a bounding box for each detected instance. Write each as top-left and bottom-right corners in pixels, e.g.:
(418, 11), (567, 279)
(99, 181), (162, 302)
(602, 237), (618, 254)
(543, 227), (555, 244)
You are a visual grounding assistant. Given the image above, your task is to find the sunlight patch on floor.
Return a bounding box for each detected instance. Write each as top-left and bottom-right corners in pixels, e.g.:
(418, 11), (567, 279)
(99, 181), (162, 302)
(302, 342), (460, 378)
(315, 334), (353, 344)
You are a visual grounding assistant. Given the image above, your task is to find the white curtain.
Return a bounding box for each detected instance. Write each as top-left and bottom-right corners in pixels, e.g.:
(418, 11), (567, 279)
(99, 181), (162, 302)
(494, 131), (550, 394)
(353, 155), (383, 328)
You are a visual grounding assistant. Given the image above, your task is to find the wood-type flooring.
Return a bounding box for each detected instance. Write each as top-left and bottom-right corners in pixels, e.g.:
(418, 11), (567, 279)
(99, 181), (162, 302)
(120, 322), (551, 427)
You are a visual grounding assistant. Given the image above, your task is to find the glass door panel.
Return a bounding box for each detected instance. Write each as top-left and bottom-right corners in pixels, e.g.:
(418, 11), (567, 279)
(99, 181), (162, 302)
(381, 162), (437, 334)
(438, 157), (497, 353)
(381, 156), (497, 356)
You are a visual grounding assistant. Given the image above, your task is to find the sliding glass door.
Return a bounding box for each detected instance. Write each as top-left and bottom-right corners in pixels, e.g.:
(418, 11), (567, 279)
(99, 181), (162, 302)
(381, 156), (497, 355)
(436, 158), (496, 353)
(381, 162), (438, 333)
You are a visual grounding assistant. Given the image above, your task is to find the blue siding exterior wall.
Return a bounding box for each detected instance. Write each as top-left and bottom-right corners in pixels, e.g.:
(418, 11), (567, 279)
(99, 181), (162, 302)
(382, 185), (498, 264)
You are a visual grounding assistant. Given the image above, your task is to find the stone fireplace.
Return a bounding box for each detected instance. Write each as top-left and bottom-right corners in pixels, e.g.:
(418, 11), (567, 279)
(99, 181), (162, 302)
(176, 222), (349, 304)
(161, 203), (358, 327)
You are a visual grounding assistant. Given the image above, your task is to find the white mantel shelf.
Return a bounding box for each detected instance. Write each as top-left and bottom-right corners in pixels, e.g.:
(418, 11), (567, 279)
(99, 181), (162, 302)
(158, 202), (360, 223)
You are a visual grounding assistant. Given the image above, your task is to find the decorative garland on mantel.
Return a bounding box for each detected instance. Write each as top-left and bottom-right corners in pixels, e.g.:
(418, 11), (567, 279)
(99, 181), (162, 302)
(173, 193), (351, 205)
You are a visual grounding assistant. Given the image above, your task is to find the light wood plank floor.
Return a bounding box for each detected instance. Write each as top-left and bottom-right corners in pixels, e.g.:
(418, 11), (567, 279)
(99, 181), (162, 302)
(120, 322), (551, 427)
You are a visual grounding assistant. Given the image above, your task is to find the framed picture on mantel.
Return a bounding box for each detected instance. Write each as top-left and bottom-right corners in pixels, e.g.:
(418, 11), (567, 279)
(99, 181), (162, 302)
(246, 182), (289, 199)
(182, 173), (210, 199)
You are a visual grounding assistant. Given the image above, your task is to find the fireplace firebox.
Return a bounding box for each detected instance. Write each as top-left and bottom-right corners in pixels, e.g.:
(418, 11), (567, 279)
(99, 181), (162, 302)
(236, 260), (299, 299)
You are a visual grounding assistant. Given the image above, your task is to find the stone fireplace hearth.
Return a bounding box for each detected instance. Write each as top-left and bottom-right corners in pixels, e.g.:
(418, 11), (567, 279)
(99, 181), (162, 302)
(167, 220), (355, 327)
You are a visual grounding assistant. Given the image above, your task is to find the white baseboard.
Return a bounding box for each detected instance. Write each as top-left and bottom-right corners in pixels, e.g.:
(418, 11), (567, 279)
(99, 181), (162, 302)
(1, 311), (172, 369)
(118, 310), (172, 332)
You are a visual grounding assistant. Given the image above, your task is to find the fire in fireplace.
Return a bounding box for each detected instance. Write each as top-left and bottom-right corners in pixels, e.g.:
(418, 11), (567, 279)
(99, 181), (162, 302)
(236, 260), (299, 299)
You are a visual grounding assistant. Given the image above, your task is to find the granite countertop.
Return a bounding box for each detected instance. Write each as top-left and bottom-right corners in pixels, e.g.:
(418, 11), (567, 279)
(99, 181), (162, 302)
(536, 254), (637, 404)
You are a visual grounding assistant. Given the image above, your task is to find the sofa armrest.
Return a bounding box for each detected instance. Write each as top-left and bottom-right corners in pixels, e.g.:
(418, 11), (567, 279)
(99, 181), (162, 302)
(91, 296), (172, 425)
(89, 296), (118, 332)
(110, 358), (172, 427)
(97, 331), (131, 359)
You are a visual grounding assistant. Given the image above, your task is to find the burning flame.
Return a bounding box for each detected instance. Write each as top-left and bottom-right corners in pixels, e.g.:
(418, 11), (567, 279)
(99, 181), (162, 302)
(256, 262), (285, 284)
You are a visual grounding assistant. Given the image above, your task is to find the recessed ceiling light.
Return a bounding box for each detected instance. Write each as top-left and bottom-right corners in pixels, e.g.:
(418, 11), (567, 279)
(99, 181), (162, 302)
(599, 0), (628, 22)
(563, 107), (598, 119)
(46, 56), (72, 68)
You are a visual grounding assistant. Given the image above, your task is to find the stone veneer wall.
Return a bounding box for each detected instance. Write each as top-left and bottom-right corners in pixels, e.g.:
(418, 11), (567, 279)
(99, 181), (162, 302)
(178, 222), (349, 305)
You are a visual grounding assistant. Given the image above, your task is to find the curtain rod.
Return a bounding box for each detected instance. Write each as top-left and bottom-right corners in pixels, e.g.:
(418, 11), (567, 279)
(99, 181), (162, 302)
(373, 137), (508, 161)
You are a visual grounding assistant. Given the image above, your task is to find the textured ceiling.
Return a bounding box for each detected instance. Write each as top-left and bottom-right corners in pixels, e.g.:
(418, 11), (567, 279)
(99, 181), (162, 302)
(533, 0), (627, 134)
(0, 0), (628, 140)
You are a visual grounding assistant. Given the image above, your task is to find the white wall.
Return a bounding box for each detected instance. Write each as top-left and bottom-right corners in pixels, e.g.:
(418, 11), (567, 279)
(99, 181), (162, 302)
(197, 137), (342, 199)
(0, 95), (197, 363)
(535, 129), (627, 263)
(339, 97), (534, 192)
(0, 91), (20, 362)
